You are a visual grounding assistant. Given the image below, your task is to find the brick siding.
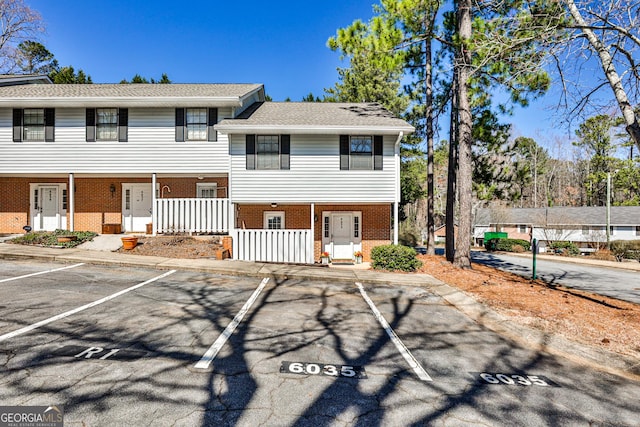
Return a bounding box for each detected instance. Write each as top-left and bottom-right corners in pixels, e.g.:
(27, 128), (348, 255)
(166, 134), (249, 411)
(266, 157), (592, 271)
(0, 176), (227, 234)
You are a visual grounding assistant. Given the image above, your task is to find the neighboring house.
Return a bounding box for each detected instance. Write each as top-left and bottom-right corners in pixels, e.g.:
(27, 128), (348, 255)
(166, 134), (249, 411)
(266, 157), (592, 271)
(432, 224), (457, 244)
(474, 206), (640, 252)
(0, 79), (414, 263)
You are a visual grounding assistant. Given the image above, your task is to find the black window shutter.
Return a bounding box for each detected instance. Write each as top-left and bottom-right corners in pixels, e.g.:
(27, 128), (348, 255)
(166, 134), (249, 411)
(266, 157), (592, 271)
(86, 108), (96, 142)
(280, 134), (290, 170)
(118, 108), (128, 142)
(374, 135), (383, 170)
(246, 135), (256, 170)
(13, 109), (22, 142)
(44, 108), (55, 142)
(339, 135), (350, 170)
(208, 108), (218, 141)
(175, 108), (185, 142)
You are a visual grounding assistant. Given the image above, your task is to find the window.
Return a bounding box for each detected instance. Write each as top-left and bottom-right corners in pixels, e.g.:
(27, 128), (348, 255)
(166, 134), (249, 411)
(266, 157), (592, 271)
(175, 108), (217, 142)
(245, 134), (290, 170)
(86, 108), (127, 142)
(354, 215), (360, 238)
(197, 183), (217, 198)
(13, 108), (55, 142)
(609, 225), (615, 235)
(257, 135), (280, 169)
(264, 211), (285, 229)
(636, 226), (640, 236)
(186, 108), (208, 140)
(97, 108), (118, 140)
(23, 109), (45, 141)
(518, 224), (527, 233)
(350, 136), (372, 169)
(340, 135), (382, 170)
(324, 216), (330, 238)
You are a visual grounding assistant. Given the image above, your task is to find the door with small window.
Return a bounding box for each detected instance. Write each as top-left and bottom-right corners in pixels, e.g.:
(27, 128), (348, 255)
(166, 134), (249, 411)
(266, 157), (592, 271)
(322, 211), (362, 260)
(31, 184), (66, 231)
(122, 184), (152, 232)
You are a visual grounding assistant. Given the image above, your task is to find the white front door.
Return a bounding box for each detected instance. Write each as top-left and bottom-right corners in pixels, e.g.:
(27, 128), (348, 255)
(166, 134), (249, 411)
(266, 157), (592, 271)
(122, 184), (152, 232)
(39, 186), (59, 231)
(331, 213), (353, 259)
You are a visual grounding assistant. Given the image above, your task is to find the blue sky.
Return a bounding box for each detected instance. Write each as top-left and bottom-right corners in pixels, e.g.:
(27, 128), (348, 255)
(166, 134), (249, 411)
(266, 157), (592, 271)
(28, 0), (574, 147)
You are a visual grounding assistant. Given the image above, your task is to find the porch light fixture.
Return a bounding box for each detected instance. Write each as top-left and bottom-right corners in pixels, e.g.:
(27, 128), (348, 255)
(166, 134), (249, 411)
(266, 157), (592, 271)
(109, 184), (116, 196)
(197, 176), (204, 180)
(270, 203), (278, 208)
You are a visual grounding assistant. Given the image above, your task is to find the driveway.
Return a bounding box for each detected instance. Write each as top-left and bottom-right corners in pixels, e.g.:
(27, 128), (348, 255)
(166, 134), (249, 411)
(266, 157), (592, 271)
(1, 259), (639, 426)
(472, 250), (640, 304)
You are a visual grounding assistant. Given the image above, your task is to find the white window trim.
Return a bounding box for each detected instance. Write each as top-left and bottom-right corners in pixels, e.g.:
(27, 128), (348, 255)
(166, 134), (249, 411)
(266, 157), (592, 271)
(264, 211), (285, 229)
(186, 108), (208, 141)
(196, 183), (218, 198)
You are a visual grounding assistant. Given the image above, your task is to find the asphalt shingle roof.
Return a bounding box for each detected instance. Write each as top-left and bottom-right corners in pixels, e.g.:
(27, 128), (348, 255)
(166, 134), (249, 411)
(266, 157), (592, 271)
(475, 206), (640, 226)
(0, 83), (263, 98)
(216, 102), (415, 133)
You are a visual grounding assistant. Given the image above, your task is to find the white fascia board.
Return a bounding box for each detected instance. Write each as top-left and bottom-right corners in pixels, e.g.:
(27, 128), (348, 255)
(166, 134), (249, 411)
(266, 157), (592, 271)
(237, 86), (265, 106)
(0, 96), (244, 108)
(215, 124), (415, 135)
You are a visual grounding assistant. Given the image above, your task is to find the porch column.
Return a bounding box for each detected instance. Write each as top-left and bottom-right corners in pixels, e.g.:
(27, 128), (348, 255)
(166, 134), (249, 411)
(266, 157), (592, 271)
(68, 173), (74, 231)
(394, 132), (403, 245)
(310, 203), (315, 264)
(151, 173), (157, 236)
(393, 202), (398, 245)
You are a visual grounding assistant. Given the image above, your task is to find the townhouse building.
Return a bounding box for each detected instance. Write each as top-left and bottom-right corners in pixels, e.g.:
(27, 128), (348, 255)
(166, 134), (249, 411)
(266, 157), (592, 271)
(0, 79), (414, 263)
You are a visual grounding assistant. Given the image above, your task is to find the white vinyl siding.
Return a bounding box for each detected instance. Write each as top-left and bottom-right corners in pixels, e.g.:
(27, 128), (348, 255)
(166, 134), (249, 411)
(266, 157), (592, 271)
(230, 134), (397, 203)
(0, 107), (232, 174)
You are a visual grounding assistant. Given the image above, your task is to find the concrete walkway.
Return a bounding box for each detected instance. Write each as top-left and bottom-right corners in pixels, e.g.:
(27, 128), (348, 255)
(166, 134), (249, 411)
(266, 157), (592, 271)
(0, 238), (638, 381)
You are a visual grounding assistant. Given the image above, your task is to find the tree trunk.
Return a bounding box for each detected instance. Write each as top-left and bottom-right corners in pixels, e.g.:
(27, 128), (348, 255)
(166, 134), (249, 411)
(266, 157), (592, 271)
(425, 12), (436, 255)
(453, 0), (473, 269)
(564, 0), (640, 152)
(445, 74), (458, 263)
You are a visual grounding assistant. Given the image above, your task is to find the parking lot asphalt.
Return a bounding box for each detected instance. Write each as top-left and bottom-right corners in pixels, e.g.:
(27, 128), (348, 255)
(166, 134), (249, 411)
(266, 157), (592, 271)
(1, 259), (639, 426)
(0, 240), (638, 386)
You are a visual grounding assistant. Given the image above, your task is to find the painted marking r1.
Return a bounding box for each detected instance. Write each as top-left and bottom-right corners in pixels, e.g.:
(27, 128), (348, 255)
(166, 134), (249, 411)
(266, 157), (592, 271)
(74, 346), (120, 360)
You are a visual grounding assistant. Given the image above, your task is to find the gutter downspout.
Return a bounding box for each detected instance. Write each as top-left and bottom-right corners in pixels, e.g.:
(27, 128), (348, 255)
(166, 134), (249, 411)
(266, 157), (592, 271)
(394, 132), (403, 245)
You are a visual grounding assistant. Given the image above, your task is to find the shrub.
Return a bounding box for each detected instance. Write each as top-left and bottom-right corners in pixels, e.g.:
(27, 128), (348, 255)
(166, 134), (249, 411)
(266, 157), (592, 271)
(610, 240), (640, 262)
(494, 238), (531, 252)
(10, 229), (97, 248)
(371, 244), (422, 272)
(511, 244), (525, 253)
(549, 241), (580, 256)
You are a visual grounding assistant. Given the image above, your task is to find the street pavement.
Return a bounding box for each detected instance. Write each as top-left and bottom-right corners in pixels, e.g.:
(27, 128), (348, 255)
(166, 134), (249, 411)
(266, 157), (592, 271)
(0, 236), (638, 383)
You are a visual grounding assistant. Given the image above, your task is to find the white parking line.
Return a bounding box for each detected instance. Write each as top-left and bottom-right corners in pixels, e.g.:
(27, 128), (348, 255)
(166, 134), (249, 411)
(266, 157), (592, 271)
(0, 270), (176, 343)
(356, 282), (433, 381)
(194, 277), (270, 370)
(0, 263), (85, 283)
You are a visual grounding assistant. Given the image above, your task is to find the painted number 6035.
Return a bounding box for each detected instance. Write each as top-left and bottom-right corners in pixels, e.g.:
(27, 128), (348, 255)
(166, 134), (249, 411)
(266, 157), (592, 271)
(477, 372), (558, 387)
(280, 361), (366, 379)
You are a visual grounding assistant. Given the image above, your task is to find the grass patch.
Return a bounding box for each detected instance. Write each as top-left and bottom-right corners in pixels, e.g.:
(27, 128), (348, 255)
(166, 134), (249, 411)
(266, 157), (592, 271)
(9, 229), (97, 248)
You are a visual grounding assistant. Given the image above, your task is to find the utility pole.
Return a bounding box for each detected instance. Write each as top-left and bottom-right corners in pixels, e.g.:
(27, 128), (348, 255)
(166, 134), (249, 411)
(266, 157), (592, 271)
(606, 171), (611, 249)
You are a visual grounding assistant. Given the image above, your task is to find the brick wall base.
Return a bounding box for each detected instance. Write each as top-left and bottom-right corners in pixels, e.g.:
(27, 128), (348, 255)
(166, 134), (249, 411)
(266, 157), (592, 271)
(0, 176), (227, 234)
